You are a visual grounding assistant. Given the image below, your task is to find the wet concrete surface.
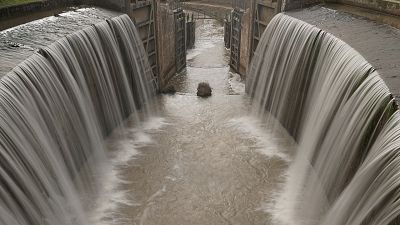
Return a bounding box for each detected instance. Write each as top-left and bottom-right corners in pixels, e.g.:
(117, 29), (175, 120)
(97, 19), (295, 225)
(0, 6), (68, 31)
(0, 7), (120, 77)
(286, 6), (400, 99)
(325, 3), (400, 29)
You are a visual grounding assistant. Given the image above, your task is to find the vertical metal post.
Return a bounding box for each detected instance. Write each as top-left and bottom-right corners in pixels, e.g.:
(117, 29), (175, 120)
(174, 7), (186, 72)
(229, 9), (243, 72)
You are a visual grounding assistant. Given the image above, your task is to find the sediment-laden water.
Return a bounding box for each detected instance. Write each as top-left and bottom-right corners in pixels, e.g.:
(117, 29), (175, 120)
(0, 10), (296, 225)
(96, 18), (296, 225)
(2, 6), (397, 225)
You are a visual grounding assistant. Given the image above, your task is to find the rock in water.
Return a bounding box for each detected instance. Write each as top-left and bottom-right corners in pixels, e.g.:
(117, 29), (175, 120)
(197, 82), (212, 97)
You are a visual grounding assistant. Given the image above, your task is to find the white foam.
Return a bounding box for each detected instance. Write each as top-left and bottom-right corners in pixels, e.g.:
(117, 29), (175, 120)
(90, 116), (168, 225)
(227, 116), (294, 161)
(228, 71), (245, 94)
(227, 116), (301, 224)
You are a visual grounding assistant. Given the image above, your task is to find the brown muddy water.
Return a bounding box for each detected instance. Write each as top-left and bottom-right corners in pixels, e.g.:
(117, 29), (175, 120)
(0, 10), (296, 225)
(94, 19), (296, 225)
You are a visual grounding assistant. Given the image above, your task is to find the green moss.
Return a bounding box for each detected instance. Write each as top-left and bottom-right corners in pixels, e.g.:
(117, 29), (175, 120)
(0, 0), (43, 9)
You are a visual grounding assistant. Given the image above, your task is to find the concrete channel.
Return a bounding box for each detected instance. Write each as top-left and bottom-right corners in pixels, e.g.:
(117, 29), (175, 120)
(99, 16), (295, 225)
(0, 0), (400, 224)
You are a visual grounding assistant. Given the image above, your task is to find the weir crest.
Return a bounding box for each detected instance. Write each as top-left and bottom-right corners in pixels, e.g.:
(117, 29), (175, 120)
(0, 14), (155, 225)
(247, 13), (400, 225)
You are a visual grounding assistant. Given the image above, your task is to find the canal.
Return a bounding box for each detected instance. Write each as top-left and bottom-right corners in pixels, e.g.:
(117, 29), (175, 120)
(2, 3), (400, 225)
(95, 18), (296, 225)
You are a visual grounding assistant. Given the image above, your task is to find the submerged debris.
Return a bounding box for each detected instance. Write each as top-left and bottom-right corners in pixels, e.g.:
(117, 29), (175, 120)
(197, 82), (212, 97)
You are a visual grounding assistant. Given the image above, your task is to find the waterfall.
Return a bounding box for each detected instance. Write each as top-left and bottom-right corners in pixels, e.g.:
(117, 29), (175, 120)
(0, 14), (156, 225)
(247, 14), (400, 225)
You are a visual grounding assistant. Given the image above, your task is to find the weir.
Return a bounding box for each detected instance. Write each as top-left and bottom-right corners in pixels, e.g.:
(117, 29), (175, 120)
(0, 1), (400, 225)
(247, 13), (400, 225)
(0, 14), (155, 225)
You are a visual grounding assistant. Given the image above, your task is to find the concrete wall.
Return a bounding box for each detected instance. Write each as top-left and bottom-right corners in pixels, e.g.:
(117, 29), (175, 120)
(156, 4), (177, 88)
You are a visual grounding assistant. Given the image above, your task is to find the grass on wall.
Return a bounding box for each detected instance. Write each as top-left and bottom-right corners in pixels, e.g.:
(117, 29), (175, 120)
(0, 0), (43, 9)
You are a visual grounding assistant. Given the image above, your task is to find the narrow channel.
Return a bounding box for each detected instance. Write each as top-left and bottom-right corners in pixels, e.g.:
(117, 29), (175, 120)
(97, 17), (296, 225)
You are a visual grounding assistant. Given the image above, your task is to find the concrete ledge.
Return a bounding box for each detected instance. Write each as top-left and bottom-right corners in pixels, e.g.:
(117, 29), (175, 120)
(0, 7), (121, 76)
(0, 1), (50, 18)
(335, 0), (400, 16)
(325, 3), (400, 29)
(0, 0), (43, 9)
(0, 0), (87, 30)
(286, 5), (400, 99)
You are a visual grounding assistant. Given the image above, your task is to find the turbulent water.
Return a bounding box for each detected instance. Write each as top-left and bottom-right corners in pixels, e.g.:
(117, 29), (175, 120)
(0, 14), (156, 225)
(91, 18), (295, 225)
(3, 7), (399, 225)
(247, 13), (400, 225)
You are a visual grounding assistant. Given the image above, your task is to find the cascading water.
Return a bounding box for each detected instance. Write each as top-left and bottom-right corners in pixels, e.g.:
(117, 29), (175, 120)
(0, 14), (156, 225)
(247, 13), (400, 225)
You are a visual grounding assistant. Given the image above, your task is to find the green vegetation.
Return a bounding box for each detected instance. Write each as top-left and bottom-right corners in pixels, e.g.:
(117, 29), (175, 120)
(0, 0), (43, 9)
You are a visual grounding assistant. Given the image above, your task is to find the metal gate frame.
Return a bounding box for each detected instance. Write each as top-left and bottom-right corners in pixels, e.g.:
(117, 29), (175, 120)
(229, 9), (243, 72)
(224, 17), (231, 49)
(130, 0), (159, 85)
(251, 0), (281, 58)
(186, 14), (196, 50)
(174, 9), (186, 72)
